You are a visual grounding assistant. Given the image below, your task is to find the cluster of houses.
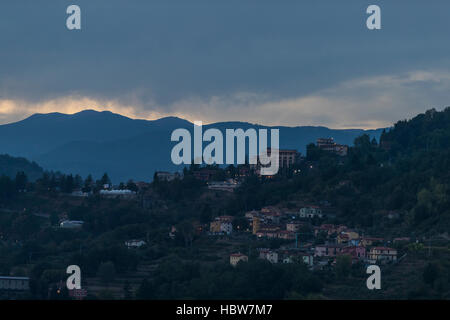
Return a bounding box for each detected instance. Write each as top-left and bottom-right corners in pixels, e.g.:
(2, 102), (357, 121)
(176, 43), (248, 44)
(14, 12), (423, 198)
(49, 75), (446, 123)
(246, 205), (332, 240)
(230, 235), (400, 269)
(229, 240), (402, 269)
(210, 205), (335, 240)
(223, 205), (407, 268)
(257, 248), (315, 267)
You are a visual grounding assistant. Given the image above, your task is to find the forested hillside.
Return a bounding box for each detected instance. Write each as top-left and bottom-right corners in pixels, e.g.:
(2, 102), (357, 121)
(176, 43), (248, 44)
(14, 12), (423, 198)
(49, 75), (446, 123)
(0, 154), (43, 181)
(0, 108), (449, 300)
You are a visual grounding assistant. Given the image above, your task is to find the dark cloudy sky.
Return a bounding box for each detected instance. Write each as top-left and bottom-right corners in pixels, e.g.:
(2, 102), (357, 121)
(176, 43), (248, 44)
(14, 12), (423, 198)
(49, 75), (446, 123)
(1, 0), (450, 128)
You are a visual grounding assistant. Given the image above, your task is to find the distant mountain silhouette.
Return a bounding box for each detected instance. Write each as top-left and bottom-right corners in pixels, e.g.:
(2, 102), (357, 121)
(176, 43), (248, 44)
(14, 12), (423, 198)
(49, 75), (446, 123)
(0, 154), (44, 181)
(0, 110), (384, 182)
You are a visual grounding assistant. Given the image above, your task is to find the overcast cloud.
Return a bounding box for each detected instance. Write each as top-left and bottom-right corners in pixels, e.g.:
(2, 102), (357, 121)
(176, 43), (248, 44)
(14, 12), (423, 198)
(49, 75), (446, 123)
(1, 0), (450, 128)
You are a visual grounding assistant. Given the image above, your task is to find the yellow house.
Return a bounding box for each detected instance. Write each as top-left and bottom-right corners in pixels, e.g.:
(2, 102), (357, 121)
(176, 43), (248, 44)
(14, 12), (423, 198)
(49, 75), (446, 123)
(252, 216), (261, 235)
(361, 237), (384, 247)
(345, 230), (360, 240)
(210, 220), (221, 233)
(337, 230), (359, 244)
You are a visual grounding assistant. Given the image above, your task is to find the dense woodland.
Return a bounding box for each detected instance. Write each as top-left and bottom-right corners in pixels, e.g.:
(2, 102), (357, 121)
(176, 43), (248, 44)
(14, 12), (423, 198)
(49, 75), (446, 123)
(0, 108), (449, 299)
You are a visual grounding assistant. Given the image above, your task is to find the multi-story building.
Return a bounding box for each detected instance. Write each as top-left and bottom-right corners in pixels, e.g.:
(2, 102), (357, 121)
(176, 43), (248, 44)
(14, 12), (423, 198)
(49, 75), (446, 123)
(340, 246), (366, 261)
(314, 244), (344, 257)
(259, 249), (279, 264)
(252, 216), (261, 235)
(368, 247), (398, 263)
(220, 222), (233, 235)
(256, 225), (280, 239)
(286, 222), (304, 232)
(316, 138), (348, 156)
(266, 148), (300, 168)
(277, 230), (296, 240)
(299, 206), (323, 218)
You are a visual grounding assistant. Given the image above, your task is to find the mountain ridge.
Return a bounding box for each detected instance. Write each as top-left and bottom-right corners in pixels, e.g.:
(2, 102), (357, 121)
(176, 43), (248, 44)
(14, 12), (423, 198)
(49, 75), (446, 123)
(0, 110), (385, 182)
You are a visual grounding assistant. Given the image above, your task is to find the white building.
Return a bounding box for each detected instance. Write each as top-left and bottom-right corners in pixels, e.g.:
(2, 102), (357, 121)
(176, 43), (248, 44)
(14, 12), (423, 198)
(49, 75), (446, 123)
(266, 251), (278, 264)
(220, 222), (233, 235)
(207, 180), (240, 192)
(299, 207), (323, 218)
(368, 247), (398, 264)
(99, 189), (136, 198)
(259, 249), (279, 264)
(125, 240), (147, 248)
(60, 220), (84, 229)
(282, 254), (314, 267)
(0, 276), (30, 291)
(71, 191), (91, 197)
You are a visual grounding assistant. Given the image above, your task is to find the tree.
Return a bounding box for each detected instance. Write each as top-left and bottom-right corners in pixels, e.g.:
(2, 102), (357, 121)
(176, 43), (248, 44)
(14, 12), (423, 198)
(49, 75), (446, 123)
(177, 221), (195, 247)
(335, 255), (352, 279)
(199, 204), (212, 223)
(83, 174), (93, 192)
(0, 175), (15, 201)
(232, 216), (249, 232)
(15, 171), (28, 192)
(306, 143), (321, 161)
(126, 180), (138, 192)
(101, 173), (111, 186)
(50, 212), (59, 226)
(97, 261), (116, 285)
(123, 280), (133, 299)
(354, 134), (371, 151)
(136, 278), (154, 299)
(63, 174), (74, 193)
(423, 263), (440, 286)
(153, 172), (160, 185)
